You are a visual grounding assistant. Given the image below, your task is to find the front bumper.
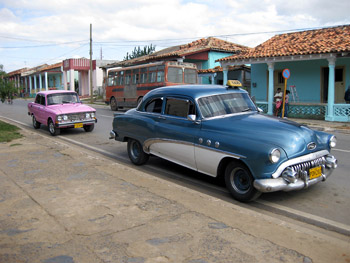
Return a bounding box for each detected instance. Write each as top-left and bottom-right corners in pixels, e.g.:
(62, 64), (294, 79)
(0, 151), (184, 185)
(254, 153), (337, 193)
(56, 119), (97, 128)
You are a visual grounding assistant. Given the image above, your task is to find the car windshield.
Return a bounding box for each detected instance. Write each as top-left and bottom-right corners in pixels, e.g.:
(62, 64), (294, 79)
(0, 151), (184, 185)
(198, 92), (257, 118)
(47, 93), (80, 105)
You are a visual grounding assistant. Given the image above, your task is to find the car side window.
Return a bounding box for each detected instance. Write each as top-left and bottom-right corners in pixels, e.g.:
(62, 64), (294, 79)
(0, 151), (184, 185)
(145, 98), (163, 113)
(40, 95), (46, 106)
(35, 95), (41, 104)
(165, 98), (195, 118)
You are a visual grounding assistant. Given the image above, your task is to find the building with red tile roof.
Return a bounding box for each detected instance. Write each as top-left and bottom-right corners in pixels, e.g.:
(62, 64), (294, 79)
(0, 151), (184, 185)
(102, 37), (251, 85)
(217, 25), (350, 122)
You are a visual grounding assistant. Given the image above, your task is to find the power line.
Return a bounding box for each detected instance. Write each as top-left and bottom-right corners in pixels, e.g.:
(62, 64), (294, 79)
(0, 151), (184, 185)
(0, 40), (89, 49)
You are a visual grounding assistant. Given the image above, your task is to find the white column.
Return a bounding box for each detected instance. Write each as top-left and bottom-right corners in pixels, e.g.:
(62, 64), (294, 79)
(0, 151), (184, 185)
(29, 76), (32, 95)
(70, 69), (75, 91)
(63, 70), (67, 90)
(39, 74), (42, 91)
(33, 75), (37, 93)
(326, 58), (336, 121)
(223, 67), (228, 86)
(267, 62), (275, 115)
(45, 72), (48, 91)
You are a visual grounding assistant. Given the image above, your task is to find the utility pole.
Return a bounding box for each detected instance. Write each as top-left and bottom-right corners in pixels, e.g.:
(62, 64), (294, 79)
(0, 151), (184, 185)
(90, 23), (93, 103)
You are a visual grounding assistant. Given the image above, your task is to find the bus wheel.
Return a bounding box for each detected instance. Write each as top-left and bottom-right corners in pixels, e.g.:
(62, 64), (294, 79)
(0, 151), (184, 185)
(110, 97), (118, 111)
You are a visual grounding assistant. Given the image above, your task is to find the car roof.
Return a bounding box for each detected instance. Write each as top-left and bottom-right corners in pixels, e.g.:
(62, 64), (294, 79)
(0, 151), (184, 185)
(143, 85), (248, 100)
(37, 90), (77, 96)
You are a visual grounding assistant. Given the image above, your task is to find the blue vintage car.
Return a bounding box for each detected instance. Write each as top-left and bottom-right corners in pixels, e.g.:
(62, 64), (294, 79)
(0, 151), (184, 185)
(109, 83), (337, 202)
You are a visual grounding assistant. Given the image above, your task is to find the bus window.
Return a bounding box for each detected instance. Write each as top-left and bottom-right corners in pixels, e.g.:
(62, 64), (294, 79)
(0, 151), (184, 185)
(132, 69), (139, 84)
(125, 70), (131, 85)
(117, 71), (124, 85)
(157, 65), (165, 82)
(168, 67), (183, 83)
(140, 67), (148, 84)
(108, 76), (114, 86)
(148, 66), (156, 83)
(184, 68), (197, 84)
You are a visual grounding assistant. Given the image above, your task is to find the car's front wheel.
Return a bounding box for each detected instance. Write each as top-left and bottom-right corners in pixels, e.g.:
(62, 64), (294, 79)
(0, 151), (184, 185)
(225, 161), (261, 202)
(48, 119), (60, 136)
(32, 115), (41, 129)
(127, 139), (149, 165)
(84, 124), (94, 132)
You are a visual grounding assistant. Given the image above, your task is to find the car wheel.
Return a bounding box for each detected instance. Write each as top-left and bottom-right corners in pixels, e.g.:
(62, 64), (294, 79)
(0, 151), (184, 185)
(127, 139), (149, 165)
(48, 119), (60, 136)
(83, 124), (94, 132)
(110, 97), (118, 111)
(32, 115), (41, 129)
(225, 161), (261, 202)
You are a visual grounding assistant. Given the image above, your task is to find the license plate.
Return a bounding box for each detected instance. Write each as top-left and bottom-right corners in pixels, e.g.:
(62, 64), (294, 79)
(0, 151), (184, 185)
(74, 123), (83, 128)
(309, 166), (322, 180)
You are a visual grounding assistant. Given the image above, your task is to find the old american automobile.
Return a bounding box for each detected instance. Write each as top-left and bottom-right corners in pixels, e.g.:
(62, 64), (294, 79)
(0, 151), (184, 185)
(109, 82), (337, 202)
(28, 90), (97, 136)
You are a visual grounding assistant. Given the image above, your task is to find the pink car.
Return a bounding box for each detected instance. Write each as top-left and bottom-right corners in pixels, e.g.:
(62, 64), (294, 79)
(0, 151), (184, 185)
(28, 90), (97, 136)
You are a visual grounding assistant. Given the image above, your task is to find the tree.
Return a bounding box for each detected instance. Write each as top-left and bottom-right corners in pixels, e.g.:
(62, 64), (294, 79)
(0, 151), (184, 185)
(124, 44), (156, 61)
(0, 65), (16, 103)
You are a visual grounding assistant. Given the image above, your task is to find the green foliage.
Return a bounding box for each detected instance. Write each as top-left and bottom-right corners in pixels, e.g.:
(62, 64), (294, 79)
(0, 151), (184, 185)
(0, 65), (17, 103)
(0, 120), (23, 142)
(124, 44), (156, 61)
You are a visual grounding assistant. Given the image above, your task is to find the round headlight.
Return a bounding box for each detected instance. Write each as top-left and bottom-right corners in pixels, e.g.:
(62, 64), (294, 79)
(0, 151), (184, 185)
(91, 112), (95, 118)
(329, 135), (337, 148)
(57, 116), (62, 122)
(85, 113), (90, 119)
(269, 148), (281, 163)
(63, 115), (68, 121)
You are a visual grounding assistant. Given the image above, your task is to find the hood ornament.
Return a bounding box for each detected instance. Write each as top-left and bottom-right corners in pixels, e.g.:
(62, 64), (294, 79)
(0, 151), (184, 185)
(307, 142), (317, 150)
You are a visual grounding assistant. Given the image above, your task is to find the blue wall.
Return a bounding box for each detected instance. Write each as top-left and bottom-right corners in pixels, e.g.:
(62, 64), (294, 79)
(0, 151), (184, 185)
(200, 51), (233, 84)
(251, 58), (350, 103)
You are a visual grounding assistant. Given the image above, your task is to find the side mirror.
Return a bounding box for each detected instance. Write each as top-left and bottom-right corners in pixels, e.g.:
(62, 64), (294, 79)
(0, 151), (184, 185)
(257, 107), (263, 113)
(187, 114), (200, 124)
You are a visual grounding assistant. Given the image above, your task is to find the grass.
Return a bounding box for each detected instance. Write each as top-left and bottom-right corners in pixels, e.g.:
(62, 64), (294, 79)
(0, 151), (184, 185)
(0, 120), (23, 142)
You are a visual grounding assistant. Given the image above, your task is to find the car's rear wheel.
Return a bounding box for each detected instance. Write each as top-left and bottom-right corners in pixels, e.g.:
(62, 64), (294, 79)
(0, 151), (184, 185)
(225, 160), (261, 202)
(127, 139), (149, 165)
(83, 124), (94, 132)
(32, 115), (41, 129)
(48, 119), (60, 136)
(110, 97), (118, 111)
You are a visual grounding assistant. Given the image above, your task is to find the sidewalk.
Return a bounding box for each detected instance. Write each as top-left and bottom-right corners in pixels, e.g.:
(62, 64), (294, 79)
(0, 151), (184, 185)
(289, 118), (350, 134)
(0, 120), (349, 263)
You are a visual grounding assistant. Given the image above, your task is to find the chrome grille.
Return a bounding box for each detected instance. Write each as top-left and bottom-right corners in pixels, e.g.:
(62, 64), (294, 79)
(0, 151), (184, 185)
(68, 113), (85, 121)
(289, 156), (326, 178)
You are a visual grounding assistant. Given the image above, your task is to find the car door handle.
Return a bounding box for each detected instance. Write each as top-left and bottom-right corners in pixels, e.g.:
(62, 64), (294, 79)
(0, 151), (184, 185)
(158, 116), (166, 120)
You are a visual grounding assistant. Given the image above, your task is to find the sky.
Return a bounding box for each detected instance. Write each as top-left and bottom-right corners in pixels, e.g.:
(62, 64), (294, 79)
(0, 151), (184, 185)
(0, 0), (350, 73)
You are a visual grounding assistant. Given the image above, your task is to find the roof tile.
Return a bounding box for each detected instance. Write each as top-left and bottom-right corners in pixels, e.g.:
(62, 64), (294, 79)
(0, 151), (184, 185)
(219, 25), (350, 62)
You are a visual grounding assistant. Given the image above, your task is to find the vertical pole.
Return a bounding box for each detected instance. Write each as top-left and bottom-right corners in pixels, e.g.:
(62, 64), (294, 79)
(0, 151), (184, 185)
(282, 78), (287, 118)
(90, 23), (93, 103)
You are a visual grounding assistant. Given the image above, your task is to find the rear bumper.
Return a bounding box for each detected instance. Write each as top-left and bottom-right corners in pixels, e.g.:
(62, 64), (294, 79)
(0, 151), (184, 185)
(254, 154), (337, 193)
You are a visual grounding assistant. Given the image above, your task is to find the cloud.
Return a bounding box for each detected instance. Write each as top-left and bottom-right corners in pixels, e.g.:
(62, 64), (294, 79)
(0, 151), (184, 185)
(1, 0), (350, 72)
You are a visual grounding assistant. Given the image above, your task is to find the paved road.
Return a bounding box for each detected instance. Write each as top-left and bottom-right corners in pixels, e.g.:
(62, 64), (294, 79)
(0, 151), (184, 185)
(1, 99), (349, 235)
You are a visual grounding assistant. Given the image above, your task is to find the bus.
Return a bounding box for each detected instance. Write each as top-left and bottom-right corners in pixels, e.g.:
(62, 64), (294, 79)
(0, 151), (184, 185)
(105, 61), (197, 110)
